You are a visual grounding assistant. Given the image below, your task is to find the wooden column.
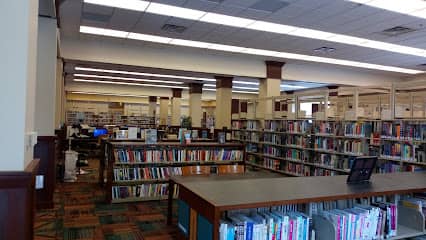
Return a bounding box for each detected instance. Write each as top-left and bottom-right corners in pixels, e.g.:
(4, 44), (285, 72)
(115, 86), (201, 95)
(171, 89), (182, 126)
(258, 61), (285, 119)
(215, 76), (233, 129)
(148, 96), (157, 117)
(189, 83), (203, 128)
(159, 97), (169, 126)
(34, 136), (56, 209)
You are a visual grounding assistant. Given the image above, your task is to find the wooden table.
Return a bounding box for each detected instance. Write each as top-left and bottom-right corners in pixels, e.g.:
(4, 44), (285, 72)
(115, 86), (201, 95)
(168, 172), (426, 240)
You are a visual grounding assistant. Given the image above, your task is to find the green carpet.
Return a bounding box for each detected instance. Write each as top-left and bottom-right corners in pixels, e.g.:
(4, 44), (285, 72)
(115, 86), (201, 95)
(34, 159), (178, 240)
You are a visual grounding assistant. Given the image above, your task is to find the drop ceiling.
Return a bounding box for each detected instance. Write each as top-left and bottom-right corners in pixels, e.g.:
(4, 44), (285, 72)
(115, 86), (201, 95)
(58, 0), (426, 79)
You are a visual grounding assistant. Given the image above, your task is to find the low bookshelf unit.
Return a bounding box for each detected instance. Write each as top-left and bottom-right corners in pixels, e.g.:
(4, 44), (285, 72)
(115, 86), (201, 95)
(105, 141), (245, 203)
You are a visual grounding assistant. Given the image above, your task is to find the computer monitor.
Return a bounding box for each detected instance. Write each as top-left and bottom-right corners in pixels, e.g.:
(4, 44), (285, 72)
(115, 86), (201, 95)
(347, 156), (377, 184)
(93, 128), (108, 138)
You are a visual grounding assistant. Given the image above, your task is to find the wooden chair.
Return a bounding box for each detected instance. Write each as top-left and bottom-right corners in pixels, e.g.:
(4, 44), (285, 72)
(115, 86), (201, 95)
(217, 164), (245, 175)
(181, 165), (211, 176)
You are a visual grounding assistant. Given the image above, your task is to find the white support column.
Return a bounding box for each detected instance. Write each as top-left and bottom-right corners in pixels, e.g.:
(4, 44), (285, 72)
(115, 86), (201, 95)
(55, 58), (65, 128)
(148, 96), (157, 117)
(35, 17), (58, 136)
(0, 0), (39, 170)
(354, 88), (359, 119)
(390, 83), (396, 120)
(258, 61), (285, 119)
(215, 76), (233, 129)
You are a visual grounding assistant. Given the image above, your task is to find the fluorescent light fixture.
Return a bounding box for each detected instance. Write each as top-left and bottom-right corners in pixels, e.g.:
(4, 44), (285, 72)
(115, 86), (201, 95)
(204, 84), (216, 88)
(84, 0), (426, 57)
(84, 0), (149, 11)
(146, 2), (206, 20)
(200, 13), (255, 28)
(233, 81), (259, 86)
(70, 91), (149, 98)
(80, 26), (128, 38)
(347, 0), (426, 19)
(247, 21), (297, 34)
(233, 86), (259, 90)
(75, 67), (216, 82)
(241, 48), (281, 57)
(170, 39), (210, 48)
(232, 90), (259, 94)
(80, 26), (423, 74)
(202, 88), (258, 94)
(127, 32), (171, 43)
(281, 85), (306, 89)
(73, 73), (183, 84)
(73, 79), (189, 89)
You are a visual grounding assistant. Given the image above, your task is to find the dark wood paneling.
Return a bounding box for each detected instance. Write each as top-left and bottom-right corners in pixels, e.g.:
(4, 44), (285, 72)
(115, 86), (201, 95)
(215, 76), (233, 88)
(240, 102), (248, 113)
(312, 103), (319, 113)
(231, 99), (239, 114)
(160, 97), (169, 100)
(189, 83), (203, 94)
(148, 96), (157, 102)
(274, 101), (281, 111)
(172, 89), (183, 98)
(34, 136), (56, 209)
(265, 61), (285, 79)
(0, 159), (39, 240)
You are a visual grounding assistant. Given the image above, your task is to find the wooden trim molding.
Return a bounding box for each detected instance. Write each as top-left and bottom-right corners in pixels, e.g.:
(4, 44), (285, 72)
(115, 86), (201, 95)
(265, 61), (285, 79)
(0, 159), (39, 240)
(160, 97), (169, 100)
(215, 76), (233, 88)
(34, 136), (57, 209)
(172, 89), (183, 98)
(189, 83), (203, 94)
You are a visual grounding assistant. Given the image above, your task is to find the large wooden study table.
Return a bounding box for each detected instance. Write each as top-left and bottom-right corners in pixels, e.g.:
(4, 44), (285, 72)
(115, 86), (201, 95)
(168, 172), (426, 240)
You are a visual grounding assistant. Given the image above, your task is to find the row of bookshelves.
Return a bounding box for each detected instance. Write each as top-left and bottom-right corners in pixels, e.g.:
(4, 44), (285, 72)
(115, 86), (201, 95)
(106, 142), (246, 203)
(111, 183), (178, 202)
(219, 199), (404, 240)
(66, 111), (155, 127)
(114, 149), (244, 163)
(233, 119), (426, 175)
(113, 167), (182, 182)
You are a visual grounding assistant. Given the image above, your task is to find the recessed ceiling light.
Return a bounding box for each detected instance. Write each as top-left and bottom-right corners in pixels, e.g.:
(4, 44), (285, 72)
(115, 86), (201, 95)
(73, 73), (184, 84)
(73, 79), (189, 89)
(281, 85), (306, 89)
(79, 26), (424, 74)
(233, 81), (259, 86)
(347, 0), (426, 19)
(83, 0), (426, 57)
(80, 25), (128, 38)
(75, 67), (216, 82)
(202, 88), (258, 94)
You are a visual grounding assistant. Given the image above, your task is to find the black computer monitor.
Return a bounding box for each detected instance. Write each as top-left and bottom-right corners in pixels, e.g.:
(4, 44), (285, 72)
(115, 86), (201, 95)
(347, 156), (377, 184)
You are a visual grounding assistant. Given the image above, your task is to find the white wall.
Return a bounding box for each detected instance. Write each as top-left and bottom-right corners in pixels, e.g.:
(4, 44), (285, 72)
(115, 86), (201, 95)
(35, 17), (57, 136)
(61, 37), (403, 87)
(0, 0), (38, 170)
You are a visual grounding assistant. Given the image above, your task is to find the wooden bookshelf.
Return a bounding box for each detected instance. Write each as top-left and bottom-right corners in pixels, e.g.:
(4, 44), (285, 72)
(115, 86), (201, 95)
(105, 141), (245, 203)
(232, 118), (426, 176)
(170, 172), (426, 240)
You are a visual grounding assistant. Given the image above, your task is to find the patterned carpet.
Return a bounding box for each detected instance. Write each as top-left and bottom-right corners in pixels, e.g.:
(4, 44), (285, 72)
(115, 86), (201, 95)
(34, 159), (179, 240)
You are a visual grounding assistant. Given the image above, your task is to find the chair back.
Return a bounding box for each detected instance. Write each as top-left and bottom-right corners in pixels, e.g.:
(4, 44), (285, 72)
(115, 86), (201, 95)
(217, 165), (245, 175)
(181, 165), (211, 176)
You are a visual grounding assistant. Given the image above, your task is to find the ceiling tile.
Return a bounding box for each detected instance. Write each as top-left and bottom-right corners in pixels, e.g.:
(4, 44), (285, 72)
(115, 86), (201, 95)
(108, 8), (141, 31)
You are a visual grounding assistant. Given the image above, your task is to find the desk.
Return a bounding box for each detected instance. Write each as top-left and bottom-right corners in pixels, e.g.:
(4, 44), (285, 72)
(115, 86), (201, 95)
(169, 172), (426, 240)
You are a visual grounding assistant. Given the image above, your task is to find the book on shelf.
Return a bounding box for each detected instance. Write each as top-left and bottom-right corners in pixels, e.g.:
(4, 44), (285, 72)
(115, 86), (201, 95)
(145, 129), (157, 144)
(113, 167), (182, 181)
(111, 183), (178, 200)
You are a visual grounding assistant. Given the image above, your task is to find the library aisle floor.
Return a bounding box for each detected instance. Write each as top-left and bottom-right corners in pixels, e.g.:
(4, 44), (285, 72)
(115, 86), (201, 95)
(34, 159), (179, 240)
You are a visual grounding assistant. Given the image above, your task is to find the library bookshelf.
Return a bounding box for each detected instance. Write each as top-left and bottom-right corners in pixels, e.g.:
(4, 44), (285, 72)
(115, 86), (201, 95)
(232, 118), (426, 176)
(105, 141), (245, 203)
(170, 172), (426, 240)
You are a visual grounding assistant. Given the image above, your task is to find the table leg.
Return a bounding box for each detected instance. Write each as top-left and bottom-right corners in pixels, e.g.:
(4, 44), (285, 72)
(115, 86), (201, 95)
(189, 208), (197, 240)
(212, 210), (220, 240)
(167, 180), (174, 225)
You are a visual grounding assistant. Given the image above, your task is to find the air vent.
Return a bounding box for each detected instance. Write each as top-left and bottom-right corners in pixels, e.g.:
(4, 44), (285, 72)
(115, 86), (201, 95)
(82, 12), (112, 23)
(249, 0), (289, 13)
(314, 47), (336, 54)
(380, 26), (416, 37)
(161, 24), (187, 33)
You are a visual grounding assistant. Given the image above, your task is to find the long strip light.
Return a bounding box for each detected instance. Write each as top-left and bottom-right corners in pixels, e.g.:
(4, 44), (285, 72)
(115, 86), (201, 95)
(75, 66), (216, 82)
(80, 26), (423, 74)
(347, 0), (426, 19)
(70, 91), (149, 98)
(83, 0), (426, 58)
(73, 78), (189, 89)
(73, 73), (184, 84)
(203, 88), (259, 94)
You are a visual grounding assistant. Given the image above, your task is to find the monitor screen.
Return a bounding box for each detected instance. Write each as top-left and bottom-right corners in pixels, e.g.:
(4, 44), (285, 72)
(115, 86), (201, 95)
(93, 128), (108, 137)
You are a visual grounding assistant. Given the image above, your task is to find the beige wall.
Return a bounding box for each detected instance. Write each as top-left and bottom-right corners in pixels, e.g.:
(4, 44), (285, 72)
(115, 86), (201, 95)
(61, 37), (402, 87)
